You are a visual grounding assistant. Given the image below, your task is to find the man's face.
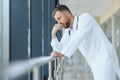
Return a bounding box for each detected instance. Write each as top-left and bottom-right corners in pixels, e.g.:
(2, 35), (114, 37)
(54, 11), (70, 28)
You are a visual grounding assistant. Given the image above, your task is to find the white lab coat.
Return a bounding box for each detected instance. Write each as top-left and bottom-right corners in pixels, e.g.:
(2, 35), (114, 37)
(51, 13), (120, 80)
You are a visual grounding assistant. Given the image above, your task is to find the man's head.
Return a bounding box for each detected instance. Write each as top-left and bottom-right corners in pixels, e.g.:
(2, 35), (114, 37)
(52, 5), (72, 28)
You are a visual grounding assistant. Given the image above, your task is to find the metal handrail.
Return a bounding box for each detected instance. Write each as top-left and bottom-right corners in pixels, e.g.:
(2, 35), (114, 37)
(0, 56), (57, 80)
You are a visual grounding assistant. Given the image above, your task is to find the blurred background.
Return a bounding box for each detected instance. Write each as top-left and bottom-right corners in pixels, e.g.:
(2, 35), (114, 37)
(0, 0), (120, 80)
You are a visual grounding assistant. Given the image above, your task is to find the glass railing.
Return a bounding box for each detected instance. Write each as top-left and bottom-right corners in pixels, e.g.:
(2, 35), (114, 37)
(0, 56), (62, 80)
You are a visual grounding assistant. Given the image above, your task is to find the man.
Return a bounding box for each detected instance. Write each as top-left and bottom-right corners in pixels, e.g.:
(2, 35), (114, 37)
(50, 5), (120, 80)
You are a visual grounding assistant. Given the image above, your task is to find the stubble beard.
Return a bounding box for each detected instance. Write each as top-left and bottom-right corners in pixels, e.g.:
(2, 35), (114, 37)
(64, 19), (70, 29)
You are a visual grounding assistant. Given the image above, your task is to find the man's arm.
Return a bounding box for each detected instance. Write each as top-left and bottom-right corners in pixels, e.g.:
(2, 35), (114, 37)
(50, 24), (64, 58)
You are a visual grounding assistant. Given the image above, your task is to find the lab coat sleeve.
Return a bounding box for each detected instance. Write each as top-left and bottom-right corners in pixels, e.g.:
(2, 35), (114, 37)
(51, 37), (63, 53)
(61, 13), (94, 58)
(51, 29), (70, 53)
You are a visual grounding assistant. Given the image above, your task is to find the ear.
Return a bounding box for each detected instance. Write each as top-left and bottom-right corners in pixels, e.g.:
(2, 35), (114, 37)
(66, 11), (70, 17)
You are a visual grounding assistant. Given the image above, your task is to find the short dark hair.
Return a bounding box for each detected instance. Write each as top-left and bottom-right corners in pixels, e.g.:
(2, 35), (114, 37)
(52, 5), (72, 17)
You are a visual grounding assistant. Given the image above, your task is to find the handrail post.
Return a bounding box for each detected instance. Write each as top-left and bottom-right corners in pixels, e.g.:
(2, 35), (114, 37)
(33, 66), (40, 80)
(48, 61), (53, 80)
(54, 59), (57, 80)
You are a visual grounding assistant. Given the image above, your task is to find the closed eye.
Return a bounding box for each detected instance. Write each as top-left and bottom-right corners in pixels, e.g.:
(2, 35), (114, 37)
(57, 16), (61, 21)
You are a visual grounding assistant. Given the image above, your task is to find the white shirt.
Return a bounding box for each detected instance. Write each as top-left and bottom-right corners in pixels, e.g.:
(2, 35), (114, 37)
(51, 13), (120, 79)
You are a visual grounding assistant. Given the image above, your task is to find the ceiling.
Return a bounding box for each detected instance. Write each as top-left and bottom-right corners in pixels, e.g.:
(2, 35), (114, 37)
(59, 0), (113, 17)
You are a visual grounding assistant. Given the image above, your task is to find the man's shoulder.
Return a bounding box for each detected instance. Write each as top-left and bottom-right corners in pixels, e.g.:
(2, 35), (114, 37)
(77, 12), (95, 26)
(78, 12), (94, 23)
(79, 12), (92, 18)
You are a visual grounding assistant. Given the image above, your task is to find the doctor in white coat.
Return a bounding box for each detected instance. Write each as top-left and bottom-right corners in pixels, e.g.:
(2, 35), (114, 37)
(50, 5), (120, 80)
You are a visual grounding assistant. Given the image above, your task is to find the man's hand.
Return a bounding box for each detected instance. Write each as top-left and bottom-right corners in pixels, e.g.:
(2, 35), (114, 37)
(50, 51), (64, 58)
(51, 24), (63, 39)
